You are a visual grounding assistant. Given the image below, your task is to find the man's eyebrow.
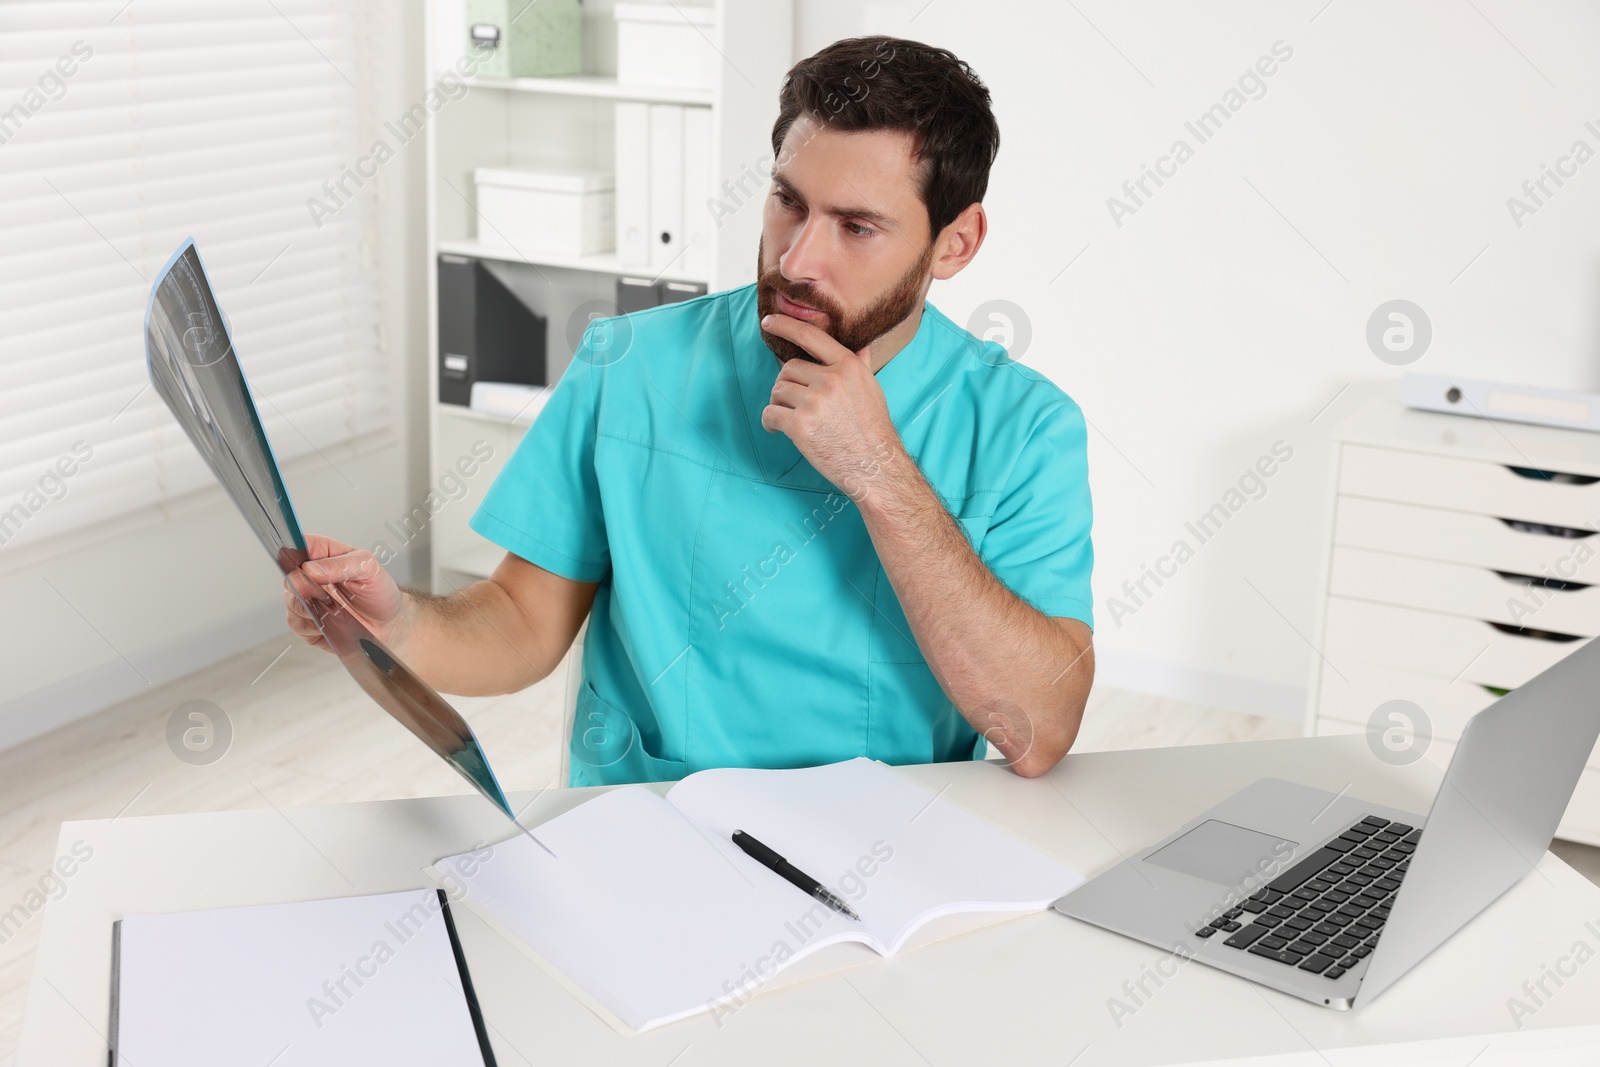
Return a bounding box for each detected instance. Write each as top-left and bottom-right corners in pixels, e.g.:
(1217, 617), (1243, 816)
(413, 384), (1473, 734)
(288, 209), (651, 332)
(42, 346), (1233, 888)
(771, 172), (898, 230)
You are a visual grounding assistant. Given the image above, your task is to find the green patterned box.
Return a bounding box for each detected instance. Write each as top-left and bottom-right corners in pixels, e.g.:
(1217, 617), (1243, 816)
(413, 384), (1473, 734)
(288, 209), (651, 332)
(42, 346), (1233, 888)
(464, 0), (582, 79)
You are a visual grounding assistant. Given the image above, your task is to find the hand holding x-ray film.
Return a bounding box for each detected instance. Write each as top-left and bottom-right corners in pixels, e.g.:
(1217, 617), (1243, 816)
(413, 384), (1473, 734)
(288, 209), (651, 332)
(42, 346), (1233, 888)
(143, 239), (548, 851)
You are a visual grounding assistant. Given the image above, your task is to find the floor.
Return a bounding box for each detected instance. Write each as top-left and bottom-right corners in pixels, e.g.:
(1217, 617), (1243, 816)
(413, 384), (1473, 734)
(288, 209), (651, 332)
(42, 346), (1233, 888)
(1, 637), (1596, 1058)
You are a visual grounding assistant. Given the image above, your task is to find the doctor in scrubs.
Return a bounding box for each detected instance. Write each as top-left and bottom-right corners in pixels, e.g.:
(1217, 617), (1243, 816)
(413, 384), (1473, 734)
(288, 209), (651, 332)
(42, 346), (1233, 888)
(286, 36), (1096, 787)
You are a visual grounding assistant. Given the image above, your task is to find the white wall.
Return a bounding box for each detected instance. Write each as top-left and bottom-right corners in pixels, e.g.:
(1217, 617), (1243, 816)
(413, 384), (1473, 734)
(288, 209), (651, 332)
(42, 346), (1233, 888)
(795, 0), (1600, 718)
(0, 4), (432, 749)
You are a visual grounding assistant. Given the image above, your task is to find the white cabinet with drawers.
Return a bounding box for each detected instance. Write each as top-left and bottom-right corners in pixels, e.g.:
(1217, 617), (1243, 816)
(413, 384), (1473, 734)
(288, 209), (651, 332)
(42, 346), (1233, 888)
(1309, 386), (1600, 845)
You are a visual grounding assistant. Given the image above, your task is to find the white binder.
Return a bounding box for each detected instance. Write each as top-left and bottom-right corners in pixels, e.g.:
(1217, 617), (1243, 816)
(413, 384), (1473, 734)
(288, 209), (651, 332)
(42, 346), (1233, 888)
(648, 103), (685, 272)
(680, 106), (713, 279)
(614, 102), (651, 266)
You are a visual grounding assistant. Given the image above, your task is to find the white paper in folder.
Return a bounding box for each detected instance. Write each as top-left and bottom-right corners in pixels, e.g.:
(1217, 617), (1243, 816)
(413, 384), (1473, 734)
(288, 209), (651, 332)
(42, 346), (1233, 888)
(469, 381), (552, 424)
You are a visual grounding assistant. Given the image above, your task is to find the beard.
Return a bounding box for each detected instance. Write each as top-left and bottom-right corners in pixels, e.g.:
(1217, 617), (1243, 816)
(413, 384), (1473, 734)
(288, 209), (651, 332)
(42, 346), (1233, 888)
(755, 236), (934, 364)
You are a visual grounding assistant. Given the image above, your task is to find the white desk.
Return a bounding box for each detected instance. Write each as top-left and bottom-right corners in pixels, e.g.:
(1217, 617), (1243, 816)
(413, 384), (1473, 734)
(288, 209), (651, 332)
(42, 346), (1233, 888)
(19, 735), (1600, 1065)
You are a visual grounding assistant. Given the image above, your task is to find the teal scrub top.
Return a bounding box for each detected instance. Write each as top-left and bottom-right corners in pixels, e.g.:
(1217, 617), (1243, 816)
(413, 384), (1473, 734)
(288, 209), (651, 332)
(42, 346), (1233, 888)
(470, 282), (1093, 787)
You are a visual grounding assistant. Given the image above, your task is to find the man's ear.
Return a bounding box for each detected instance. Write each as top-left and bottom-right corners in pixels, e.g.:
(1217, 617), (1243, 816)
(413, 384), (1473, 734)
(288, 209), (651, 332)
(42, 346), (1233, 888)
(930, 202), (987, 281)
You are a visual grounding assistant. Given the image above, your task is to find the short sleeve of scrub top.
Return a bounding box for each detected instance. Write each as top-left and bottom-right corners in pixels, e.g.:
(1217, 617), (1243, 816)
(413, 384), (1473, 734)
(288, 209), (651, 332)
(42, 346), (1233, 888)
(470, 326), (610, 584)
(974, 399), (1094, 625)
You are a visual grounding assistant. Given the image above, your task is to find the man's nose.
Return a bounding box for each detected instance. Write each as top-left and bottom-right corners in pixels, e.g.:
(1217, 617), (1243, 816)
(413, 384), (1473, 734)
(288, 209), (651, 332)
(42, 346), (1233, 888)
(778, 217), (830, 284)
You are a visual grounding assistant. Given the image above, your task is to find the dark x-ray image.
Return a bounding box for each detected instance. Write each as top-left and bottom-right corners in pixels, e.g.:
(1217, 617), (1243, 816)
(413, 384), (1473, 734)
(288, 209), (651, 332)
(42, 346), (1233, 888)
(143, 238), (521, 827)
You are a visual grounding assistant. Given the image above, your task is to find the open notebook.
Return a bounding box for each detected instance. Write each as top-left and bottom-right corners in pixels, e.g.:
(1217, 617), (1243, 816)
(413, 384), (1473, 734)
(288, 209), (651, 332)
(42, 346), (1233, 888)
(429, 757), (1082, 1032)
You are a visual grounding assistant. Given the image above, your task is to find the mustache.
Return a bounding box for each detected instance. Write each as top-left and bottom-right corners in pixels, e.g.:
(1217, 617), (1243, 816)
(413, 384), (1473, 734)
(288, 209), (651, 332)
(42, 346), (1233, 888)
(758, 272), (838, 319)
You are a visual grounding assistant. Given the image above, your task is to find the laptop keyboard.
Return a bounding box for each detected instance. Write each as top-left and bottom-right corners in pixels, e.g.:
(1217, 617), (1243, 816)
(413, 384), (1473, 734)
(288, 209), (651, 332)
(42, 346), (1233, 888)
(1191, 815), (1422, 980)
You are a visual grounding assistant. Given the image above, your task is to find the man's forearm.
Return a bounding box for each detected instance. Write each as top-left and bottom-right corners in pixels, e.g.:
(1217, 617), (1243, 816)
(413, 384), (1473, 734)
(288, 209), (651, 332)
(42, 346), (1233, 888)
(388, 581), (562, 696)
(850, 446), (1093, 776)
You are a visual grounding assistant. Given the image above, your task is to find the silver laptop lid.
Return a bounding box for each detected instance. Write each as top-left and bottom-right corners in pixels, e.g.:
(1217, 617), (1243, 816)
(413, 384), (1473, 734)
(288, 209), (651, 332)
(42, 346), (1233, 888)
(1357, 632), (1600, 1005)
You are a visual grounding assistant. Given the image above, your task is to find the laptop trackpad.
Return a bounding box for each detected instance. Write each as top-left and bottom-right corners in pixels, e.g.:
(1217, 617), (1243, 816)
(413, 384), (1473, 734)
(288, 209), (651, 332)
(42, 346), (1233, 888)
(1144, 819), (1297, 886)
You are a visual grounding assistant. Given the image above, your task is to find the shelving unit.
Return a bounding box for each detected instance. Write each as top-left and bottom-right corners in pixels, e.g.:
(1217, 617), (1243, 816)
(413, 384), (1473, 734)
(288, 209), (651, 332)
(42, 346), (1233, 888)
(460, 74), (715, 106)
(421, 0), (793, 588)
(435, 239), (709, 286)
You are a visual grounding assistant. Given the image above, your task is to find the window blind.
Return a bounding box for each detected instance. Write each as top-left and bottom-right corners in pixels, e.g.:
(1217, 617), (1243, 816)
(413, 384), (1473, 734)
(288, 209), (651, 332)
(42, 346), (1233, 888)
(0, 0), (391, 554)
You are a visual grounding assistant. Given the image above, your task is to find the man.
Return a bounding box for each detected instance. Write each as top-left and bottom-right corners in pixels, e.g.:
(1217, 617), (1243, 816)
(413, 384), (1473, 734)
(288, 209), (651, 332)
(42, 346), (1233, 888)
(286, 36), (1095, 787)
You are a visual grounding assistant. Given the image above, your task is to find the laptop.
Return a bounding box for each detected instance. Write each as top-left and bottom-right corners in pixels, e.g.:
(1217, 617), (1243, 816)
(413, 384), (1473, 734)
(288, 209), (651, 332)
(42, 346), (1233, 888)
(1053, 634), (1600, 1009)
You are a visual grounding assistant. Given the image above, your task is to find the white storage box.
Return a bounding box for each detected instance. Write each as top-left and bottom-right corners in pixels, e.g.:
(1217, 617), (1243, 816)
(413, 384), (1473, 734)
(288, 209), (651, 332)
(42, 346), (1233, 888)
(473, 167), (615, 256)
(614, 3), (718, 89)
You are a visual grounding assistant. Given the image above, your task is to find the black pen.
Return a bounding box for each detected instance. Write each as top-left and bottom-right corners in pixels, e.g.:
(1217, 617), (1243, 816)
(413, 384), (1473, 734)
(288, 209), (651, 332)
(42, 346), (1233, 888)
(732, 830), (860, 920)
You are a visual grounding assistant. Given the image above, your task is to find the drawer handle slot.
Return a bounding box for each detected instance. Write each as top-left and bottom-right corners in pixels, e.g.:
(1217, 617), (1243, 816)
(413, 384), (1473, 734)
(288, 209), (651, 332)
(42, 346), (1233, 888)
(1507, 466), (1600, 486)
(1493, 570), (1590, 592)
(1499, 517), (1596, 539)
(1487, 621), (1583, 643)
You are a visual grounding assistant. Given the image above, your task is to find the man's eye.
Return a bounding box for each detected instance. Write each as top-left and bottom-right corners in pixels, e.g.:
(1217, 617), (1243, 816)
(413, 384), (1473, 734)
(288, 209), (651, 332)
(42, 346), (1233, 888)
(773, 191), (798, 209)
(845, 221), (874, 237)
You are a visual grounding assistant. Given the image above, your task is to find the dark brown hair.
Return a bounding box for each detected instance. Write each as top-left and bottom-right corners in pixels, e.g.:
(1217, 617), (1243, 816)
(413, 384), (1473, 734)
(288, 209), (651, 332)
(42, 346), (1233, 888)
(770, 36), (1000, 239)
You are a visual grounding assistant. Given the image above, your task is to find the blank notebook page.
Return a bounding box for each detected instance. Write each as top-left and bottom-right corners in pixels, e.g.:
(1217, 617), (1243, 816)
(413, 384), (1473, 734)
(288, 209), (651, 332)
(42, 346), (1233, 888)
(665, 757), (1084, 952)
(438, 785), (873, 1032)
(114, 889), (486, 1067)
